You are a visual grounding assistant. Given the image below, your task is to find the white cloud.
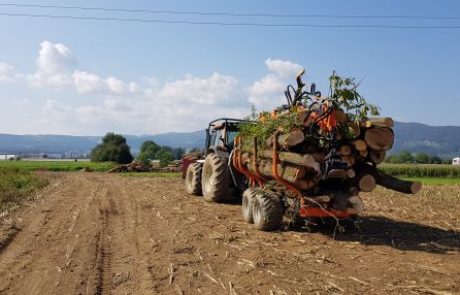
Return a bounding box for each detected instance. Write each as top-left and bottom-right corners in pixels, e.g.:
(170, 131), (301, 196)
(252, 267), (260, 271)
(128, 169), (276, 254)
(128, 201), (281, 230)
(248, 74), (285, 106)
(2, 41), (305, 134)
(26, 41), (137, 95)
(0, 62), (16, 82)
(104, 98), (133, 112)
(159, 73), (239, 105)
(72, 71), (138, 95)
(35, 72), (248, 134)
(37, 41), (75, 74)
(28, 41), (76, 88)
(106, 76), (128, 95)
(265, 58), (303, 79)
(42, 99), (72, 113)
(72, 70), (105, 93)
(249, 58), (303, 110)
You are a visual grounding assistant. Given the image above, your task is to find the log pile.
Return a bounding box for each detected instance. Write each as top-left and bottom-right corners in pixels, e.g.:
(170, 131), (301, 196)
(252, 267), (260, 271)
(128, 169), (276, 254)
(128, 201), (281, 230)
(107, 160), (181, 173)
(236, 72), (421, 200)
(107, 161), (148, 173)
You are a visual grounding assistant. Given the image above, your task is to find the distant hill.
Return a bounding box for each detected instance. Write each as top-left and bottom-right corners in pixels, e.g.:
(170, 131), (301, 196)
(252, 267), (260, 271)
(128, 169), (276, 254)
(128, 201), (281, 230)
(392, 122), (460, 158)
(0, 131), (204, 155)
(0, 122), (459, 158)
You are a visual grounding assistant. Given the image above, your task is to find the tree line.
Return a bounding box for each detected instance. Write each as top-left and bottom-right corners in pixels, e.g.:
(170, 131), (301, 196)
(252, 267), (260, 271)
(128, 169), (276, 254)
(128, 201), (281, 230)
(90, 132), (185, 166)
(385, 150), (451, 164)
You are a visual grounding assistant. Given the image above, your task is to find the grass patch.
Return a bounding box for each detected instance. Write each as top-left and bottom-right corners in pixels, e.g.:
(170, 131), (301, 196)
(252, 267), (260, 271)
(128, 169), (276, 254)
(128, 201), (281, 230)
(121, 172), (181, 178)
(0, 168), (49, 211)
(379, 163), (460, 178)
(401, 177), (460, 186)
(0, 160), (117, 172)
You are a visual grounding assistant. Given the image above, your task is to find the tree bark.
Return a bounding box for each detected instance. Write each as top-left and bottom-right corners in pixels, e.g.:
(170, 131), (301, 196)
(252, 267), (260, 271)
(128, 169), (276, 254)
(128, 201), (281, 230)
(363, 117), (394, 128)
(357, 162), (422, 194)
(373, 169), (422, 194)
(243, 148), (321, 175)
(277, 129), (305, 150)
(364, 127), (394, 151)
(254, 159), (306, 183)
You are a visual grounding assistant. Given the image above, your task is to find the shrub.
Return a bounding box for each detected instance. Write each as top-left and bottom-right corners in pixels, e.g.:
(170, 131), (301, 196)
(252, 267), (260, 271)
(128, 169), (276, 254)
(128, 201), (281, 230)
(90, 133), (133, 164)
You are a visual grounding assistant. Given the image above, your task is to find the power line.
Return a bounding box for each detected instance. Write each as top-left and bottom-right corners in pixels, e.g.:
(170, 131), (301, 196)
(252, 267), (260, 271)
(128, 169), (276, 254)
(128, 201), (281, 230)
(0, 2), (459, 20)
(1, 12), (460, 29)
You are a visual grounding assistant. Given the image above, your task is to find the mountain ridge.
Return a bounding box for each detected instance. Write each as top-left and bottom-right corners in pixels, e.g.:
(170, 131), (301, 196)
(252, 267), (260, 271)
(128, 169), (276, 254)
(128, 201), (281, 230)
(0, 122), (459, 158)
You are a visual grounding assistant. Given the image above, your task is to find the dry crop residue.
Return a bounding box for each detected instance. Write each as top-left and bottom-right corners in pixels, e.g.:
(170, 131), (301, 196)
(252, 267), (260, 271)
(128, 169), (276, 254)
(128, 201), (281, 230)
(0, 173), (459, 295)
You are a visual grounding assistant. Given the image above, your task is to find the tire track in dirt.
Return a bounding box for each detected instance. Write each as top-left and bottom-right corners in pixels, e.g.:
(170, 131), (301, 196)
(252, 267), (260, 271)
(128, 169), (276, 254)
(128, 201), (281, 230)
(93, 188), (115, 295)
(0, 173), (459, 295)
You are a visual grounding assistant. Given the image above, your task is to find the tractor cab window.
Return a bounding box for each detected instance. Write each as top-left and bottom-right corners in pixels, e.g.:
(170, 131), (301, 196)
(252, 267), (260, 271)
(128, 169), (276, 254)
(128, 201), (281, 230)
(227, 130), (237, 147)
(208, 130), (217, 147)
(214, 129), (224, 146)
(226, 124), (240, 150)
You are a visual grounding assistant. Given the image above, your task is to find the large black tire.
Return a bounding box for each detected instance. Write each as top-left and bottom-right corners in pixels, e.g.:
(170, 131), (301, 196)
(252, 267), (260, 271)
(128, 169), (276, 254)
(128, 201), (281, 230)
(242, 188), (257, 223)
(252, 191), (283, 231)
(185, 162), (202, 195)
(201, 154), (231, 202)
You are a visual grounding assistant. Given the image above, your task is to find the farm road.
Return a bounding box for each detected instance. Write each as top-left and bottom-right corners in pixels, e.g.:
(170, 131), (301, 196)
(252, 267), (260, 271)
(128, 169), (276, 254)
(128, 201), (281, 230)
(0, 173), (459, 295)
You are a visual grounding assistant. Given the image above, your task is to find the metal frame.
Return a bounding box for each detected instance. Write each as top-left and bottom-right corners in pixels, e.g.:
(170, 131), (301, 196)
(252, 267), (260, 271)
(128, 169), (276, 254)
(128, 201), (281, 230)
(205, 118), (248, 153)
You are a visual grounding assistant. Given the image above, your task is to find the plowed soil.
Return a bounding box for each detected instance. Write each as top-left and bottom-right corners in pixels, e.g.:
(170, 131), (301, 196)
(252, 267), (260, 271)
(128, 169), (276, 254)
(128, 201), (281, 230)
(0, 173), (459, 295)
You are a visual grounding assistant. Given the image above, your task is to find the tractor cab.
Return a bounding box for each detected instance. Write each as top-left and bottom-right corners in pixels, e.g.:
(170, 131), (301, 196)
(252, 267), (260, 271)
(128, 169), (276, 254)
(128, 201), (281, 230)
(205, 118), (247, 156)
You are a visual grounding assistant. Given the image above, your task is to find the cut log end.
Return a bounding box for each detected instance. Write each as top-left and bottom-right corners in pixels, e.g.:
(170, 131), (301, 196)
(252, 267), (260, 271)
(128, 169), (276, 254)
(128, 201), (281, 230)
(410, 181), (423, 194)
(357, 174), (376, 192)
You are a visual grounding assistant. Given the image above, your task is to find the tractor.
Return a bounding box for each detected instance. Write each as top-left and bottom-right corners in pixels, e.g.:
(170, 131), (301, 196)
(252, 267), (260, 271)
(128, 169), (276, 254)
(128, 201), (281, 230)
(183, 71), (420, 232)
(183, 118), (248, 202)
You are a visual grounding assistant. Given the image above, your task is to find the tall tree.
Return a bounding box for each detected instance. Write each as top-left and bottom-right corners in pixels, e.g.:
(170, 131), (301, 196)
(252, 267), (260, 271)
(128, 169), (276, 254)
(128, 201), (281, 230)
(90, 132), (133, 164)
(138, 140), (161, 159)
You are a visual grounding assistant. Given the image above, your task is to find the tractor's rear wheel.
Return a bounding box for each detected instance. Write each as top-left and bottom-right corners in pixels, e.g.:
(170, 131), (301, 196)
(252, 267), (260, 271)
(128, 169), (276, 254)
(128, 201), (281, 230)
(201, 154), (230, 202)
(253, 190), (283, 231)
(185, 162), (202, 196)
(242, 188), (257, 223)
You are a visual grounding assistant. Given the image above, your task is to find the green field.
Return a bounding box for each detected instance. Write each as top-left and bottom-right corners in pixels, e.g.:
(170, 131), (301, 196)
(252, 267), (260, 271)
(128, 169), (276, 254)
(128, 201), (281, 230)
(0, 160), (117, 172)
(379, 163), (460, 178)
(0, 168), (49, 211)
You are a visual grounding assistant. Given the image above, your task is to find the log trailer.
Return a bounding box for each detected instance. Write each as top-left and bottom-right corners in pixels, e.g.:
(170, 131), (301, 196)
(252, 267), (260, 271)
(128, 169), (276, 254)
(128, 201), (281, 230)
(183, 71), (422, 232)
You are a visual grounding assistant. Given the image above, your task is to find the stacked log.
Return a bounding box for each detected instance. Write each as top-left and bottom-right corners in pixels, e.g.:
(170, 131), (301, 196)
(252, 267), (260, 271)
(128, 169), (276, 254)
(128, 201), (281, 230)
(237, 109), (421, 197)
(107, 161), (149, 173)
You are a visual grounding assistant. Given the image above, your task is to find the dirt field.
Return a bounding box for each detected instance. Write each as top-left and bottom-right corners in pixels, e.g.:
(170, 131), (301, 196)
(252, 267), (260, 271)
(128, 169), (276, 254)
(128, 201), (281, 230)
(0, 173), (459, 295)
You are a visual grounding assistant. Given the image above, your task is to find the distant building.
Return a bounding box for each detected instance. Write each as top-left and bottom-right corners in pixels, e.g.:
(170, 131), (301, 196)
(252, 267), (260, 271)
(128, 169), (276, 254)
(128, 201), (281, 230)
(0, 154), (17, 160)
(453, 157), (460, 165)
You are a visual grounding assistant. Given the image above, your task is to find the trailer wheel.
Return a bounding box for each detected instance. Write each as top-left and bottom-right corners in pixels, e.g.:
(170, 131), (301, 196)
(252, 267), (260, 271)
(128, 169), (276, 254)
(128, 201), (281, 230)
(201, 153), (230, 202)
(253, 191), (283, 231)
(185, 162), (202, 196)
(242, 188), (257, 223)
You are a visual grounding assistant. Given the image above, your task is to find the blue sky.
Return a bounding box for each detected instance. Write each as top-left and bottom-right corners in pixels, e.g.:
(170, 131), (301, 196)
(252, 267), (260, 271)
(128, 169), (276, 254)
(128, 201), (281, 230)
(0, 0), (459, 135)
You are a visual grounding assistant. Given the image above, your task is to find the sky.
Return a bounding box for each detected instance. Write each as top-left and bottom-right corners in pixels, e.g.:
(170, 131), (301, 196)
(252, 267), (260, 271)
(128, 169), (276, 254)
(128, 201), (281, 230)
(0, 0), (459, 135)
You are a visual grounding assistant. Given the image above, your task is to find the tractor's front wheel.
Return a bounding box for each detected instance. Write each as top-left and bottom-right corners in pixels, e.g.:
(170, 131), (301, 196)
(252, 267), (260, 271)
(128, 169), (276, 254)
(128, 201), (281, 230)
(253, 191), (283, 231)
(185, 162), (202, 196)
(201, 154), (230, 202)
